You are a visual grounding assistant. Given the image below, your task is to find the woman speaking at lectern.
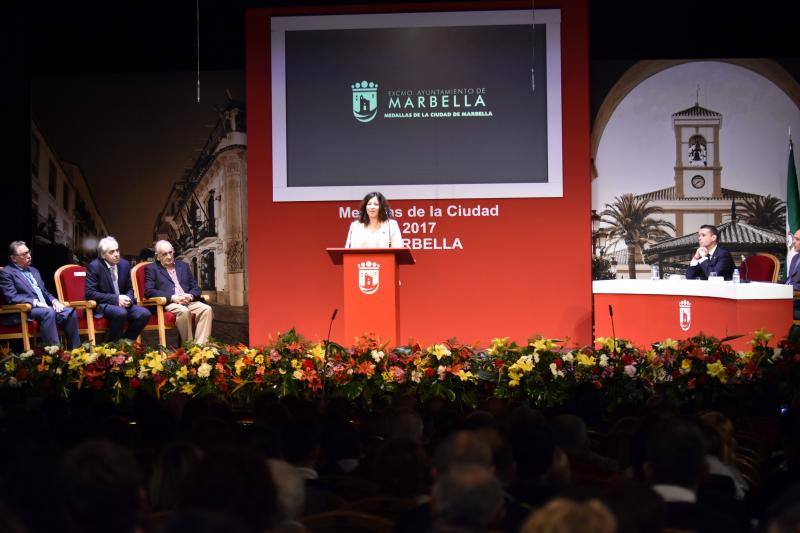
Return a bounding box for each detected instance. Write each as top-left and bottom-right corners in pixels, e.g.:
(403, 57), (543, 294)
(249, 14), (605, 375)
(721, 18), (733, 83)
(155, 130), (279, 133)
(345, 192), (404, 248)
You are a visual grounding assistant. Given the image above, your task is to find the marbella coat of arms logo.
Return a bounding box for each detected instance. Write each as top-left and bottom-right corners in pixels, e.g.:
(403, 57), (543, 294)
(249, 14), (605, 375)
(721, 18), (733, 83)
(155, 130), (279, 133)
(358, 261), (380, 294)
(678, 299), (692, 332)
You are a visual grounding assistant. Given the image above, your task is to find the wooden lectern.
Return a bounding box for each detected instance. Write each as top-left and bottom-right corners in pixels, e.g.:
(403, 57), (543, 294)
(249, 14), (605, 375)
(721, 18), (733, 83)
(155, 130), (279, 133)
(327, 248), (415, 346)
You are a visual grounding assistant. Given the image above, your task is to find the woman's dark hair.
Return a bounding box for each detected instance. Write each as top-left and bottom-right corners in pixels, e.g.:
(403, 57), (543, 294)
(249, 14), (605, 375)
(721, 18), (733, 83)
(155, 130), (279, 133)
(358, 191), (392, 225)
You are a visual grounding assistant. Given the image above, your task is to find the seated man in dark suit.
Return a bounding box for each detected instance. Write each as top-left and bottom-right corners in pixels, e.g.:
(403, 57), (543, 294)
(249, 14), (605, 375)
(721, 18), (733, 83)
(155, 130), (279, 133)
(685, 224), (735, 280)
(786, 229), (800, 319)
(0, 240), (81, 348)
(144, 240), (213, 345)
(85, 236), (151, 342)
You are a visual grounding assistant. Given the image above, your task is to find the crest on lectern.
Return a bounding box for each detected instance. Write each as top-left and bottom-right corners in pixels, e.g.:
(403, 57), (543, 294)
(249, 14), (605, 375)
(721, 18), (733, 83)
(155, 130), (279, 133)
(678, 299), (692, 332)
(358, 261), (380, 295)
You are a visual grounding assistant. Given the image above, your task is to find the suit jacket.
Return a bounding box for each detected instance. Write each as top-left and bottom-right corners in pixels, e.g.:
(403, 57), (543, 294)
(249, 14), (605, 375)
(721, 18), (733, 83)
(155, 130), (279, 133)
(0, 264), (57, 307)
(686, 246), (735, 280)
(85, 258), (136, 312)
(144, 260), (202, 301)
(786, 254), (800, 290)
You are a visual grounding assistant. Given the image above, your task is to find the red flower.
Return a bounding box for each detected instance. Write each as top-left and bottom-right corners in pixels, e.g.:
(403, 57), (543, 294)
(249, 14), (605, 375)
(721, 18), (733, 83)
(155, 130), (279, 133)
(424, 367), (435, 378)
(152, 374), (165, 384)
(622, 355), (633, 365)
(130, 378), (141, 388)
(178, 354), (189, 365)
(687, 378), (696, 390)
(494, 359), (504, 368)
(302, 359), (315, 371)
(218, 355), (229, 365)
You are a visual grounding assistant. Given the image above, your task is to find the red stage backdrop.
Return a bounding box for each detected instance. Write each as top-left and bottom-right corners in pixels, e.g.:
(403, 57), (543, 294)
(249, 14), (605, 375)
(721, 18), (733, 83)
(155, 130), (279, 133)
(246, 0), (591, 347)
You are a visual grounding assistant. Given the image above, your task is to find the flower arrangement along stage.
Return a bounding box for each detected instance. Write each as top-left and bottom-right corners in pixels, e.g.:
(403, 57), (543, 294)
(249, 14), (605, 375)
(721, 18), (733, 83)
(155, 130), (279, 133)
(0, 328), (797, 411)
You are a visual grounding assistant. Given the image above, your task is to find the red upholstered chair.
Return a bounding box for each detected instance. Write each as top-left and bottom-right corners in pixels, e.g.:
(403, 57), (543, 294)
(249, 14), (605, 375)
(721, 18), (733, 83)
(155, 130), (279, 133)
(54, 264), (107, 346)
(131, 262), (177, 347)
(0, 267), (38, 351)
(740, 253), (780, 283)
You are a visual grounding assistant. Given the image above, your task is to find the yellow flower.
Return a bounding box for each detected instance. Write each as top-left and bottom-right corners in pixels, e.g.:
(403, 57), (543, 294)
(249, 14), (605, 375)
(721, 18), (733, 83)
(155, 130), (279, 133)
(291, 359), (301, 369)
(575, 353), (596, 367)
(594, 337), (616, 351)
(681, 359), (692, 372)
(660, 338), (679, 351)
(487, 337), (509, 356)
(382, 370), (393, 383)
(457, 370), (476, 382)
(515, 355), (534, 373)
(706, 361), (727, 382)
(5, 360), (15, 372)
(95, 346), (117, 357)
(197, 362), (212, 378)
(292, 369), (304, 380)
(739, 351), (753, 364)
(234, 358), (247, 376)
(307, 344), (326, 362)
(42, 355), (53, 364)
(428, 344), (452, 360)
(254, 353), (265, 365)
(530, 338), (555, 353)
(145, 351), (165, 373)
(749, 328), (774, 346)
(180, 383), (195, 395)
(176, 366), (189, 380)
(124, 369), (136, 378)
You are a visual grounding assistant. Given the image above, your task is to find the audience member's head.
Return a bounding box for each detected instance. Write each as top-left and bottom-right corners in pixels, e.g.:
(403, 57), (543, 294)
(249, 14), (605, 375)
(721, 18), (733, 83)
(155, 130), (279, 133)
(432, 465), (505, 530)
(148, 441), (202, 512)
(433, 430), (493, 476)
(387, 407), (425, 443)
(644, 418), (707, 490)
(372, 437), (430, 497)
(600, 481), (664, 533)
(511, 424), (557, 481)
(179, 445), (278, 533)
(283, 417), (322, 468)
(700, 411), (735, 464)
(521, 498), (617, 533)
(159, 509), (249, 533)
(767, 486), (800, 533)
(58, 439), (144, 533)
(551, 414), (589, 453)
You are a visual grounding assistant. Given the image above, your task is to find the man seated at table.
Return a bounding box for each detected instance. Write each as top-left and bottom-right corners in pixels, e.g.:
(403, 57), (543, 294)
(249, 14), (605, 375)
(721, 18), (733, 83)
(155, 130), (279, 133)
(685, 225), (734, 280)
(785, 229), (800, 318)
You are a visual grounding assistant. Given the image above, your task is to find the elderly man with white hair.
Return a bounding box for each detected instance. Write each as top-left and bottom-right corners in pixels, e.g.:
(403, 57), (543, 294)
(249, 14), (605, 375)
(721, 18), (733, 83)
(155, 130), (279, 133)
(85, 236), (151, 342)
(144, 240), (213, 345)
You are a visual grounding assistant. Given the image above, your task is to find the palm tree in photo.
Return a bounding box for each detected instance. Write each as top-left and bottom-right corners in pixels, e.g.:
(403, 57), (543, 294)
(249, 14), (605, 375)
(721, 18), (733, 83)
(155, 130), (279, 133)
(600, 194), (676, 279)
(736, 195), (786, 234)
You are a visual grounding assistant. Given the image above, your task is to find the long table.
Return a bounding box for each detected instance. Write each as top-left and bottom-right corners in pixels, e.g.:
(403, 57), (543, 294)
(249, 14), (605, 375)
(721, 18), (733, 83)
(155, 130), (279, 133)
(593, 279), (793, 351)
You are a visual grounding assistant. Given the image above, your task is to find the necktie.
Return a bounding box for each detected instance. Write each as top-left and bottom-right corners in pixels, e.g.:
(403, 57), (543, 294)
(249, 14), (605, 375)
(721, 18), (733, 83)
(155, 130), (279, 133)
(22, 270), (47, 304)
(111, 266), (119, 295)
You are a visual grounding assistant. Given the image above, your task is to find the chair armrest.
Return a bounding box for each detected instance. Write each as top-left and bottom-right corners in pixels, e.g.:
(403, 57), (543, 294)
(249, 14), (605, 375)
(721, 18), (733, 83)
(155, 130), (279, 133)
(140, 297), (168, 306)
(199, 295), (211, 304)
(794, 290), (800, 299)
(64, 299), (97, 309)
(0, 303), (32, 314)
